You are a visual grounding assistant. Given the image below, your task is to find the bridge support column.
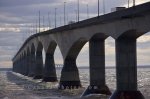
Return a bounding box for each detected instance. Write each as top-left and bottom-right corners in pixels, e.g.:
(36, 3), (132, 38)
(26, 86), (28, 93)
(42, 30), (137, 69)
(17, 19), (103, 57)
(20, 58), (24, 75)
(13, 61), (16, 72)
(110, 38), (144, 99)
(59, 58), (81, 89)
(15, 61), (17, 72)
(17, 60), (20, 73)
(28, 52), (36, 77)
(33, 51), (43, 79)
(12, 61), (15, 72)
(24, 55), (29, 76)
(17, 59), (21, 73)
(15, 60), (18, 73)
(15, 61), (18, 73)
(28, 53), (32, 77)
(43, 53), (57, 82)
(22, 57), (26, 75)
(82, 38), (111, 97)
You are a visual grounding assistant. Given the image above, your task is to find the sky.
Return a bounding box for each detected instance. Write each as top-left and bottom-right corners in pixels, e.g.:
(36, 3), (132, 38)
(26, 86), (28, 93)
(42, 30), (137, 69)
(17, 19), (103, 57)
(0, 0), (150, 68)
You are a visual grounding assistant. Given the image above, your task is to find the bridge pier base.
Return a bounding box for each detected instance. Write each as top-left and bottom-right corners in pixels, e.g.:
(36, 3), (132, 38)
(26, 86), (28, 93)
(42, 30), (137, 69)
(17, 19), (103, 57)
(33, 51), (43, 79)
(59, 58), (81, 89)
(42, 53), (57, 82)
(82, 38), (111, 97)
(82, 85), (111, 97)
(110, 90), (144, 99)
(110, 38), (144, 99)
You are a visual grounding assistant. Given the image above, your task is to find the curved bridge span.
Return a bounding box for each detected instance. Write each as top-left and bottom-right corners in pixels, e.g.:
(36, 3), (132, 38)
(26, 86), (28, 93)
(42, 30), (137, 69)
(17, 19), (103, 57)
(12, 2), (150, 98)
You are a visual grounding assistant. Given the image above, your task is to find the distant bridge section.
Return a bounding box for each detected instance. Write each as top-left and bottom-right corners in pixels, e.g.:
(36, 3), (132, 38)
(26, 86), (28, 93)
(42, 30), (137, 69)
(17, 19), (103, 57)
(12, 2), (150, 99)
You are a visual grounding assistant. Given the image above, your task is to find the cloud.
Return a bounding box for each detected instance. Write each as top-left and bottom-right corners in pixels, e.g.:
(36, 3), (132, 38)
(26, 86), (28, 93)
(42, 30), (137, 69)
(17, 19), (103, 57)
(0, 27), (20, 32)
(0, 34), (23, 46)
(0, 14), (27, 24)
(0, 0), (59, 7)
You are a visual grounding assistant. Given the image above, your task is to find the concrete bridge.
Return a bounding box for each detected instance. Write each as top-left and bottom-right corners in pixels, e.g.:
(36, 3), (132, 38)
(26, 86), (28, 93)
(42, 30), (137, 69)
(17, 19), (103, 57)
(12, 2), (150, 99)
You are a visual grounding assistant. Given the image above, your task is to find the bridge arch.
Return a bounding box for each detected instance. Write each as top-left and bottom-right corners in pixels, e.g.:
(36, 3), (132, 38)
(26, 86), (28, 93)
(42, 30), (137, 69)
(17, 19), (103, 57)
(81, 33), (112, 96)
(59, 32), (112, 91)
(117, 29), (140, 39)
(43, 41), (58, 82)
(59, 37), (87, 89)
(46, 41), (57, 54)
(110, 29), (147, 98)
(64, 38), (88, 60)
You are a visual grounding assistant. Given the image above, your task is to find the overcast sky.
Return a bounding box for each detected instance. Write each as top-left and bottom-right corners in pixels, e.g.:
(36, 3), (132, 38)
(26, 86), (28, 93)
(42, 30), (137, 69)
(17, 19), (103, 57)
(0, 0), (150, 68)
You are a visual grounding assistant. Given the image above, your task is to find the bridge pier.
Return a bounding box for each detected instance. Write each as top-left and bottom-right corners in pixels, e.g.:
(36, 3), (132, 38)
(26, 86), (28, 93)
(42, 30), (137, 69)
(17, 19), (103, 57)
(13, 61), (16, 72)
(27, 53), (32, 77)
(17, 59), (20, 73)
(43, 53), (57, 82)
(15, 60), (19, 73)
(110, 38), (144, 99)
(82, 38), (111, 97)
(22, 56), (26, 75)
(14, 60), (19, 73)
(21, 58), (24, 74)
(33, 51), (43, 79)
(59, 58), (81, 89)
(24, 54), (29, 76)
(28, 52), (36, 77)
(12, 61), (15, 72)
(20, 57), (24, 75)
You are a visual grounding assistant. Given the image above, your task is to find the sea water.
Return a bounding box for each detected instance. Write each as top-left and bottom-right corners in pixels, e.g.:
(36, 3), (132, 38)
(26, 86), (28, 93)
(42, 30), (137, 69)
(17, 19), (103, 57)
(56, 67), (150, 98)
(0, 67), (150, 99)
